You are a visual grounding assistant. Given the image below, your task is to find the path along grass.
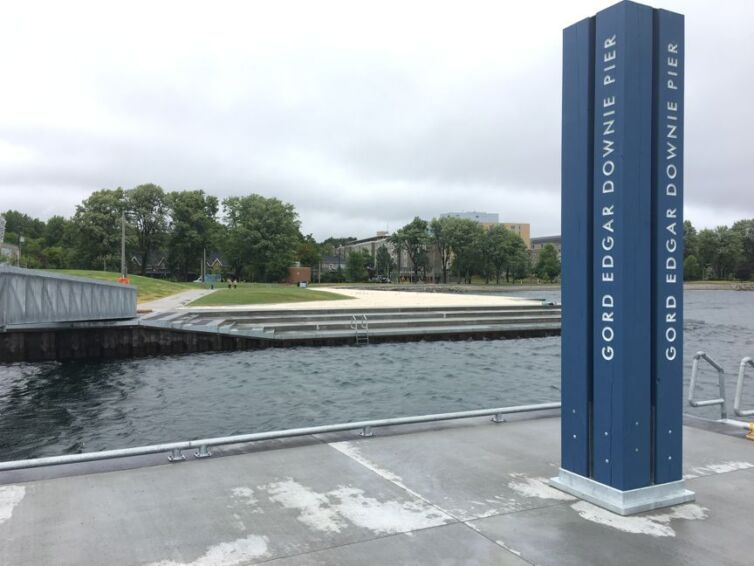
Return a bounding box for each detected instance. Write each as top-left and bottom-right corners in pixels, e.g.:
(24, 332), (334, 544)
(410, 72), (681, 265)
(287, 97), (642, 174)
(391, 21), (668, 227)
(53, 270), (196, 303)
(189, 283), (350, 306)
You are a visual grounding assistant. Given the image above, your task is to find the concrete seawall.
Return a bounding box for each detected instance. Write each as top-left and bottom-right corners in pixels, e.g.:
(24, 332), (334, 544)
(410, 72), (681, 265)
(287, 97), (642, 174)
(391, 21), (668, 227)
(0, 322), (561, 363)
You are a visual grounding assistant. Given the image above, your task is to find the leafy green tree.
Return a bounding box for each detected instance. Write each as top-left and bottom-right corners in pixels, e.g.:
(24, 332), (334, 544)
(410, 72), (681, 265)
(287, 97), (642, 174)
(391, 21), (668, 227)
(375, 244), (395, 278)
(445, 218), (485, 284)
(71, 188), (127, 270)
(2, 210), (45, 240)
(223, 194), (301, 281)
(731, 219), (754, 280)
(429, 217), (454, 283)
(43, 215), (70, 248)
(389, 217), (429, 282)
(535, 244), (561, 282)
(126, 184), (168, 275)
(485, 225), (510, 284)
(683, 220), (698, 260)
(345, 249), (372, 282)
(684, 255), (702, 281)
(297, 234), (321, 268)
(166, 190), (219, 280)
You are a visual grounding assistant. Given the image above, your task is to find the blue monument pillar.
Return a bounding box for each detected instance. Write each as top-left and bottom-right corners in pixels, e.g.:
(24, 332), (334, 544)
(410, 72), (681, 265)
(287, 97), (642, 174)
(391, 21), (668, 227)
(551, 0), (693, 515)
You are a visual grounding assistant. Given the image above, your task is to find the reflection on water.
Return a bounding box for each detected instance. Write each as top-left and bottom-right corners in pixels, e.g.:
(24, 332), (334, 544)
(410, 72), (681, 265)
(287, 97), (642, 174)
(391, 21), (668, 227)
(1, 290), (753, 460)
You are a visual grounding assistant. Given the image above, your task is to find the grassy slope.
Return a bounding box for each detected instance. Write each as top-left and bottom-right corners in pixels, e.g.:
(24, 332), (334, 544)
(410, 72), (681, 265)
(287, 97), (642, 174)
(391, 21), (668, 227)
(53, 270), (196, 303)
(189, 283), (351, 306)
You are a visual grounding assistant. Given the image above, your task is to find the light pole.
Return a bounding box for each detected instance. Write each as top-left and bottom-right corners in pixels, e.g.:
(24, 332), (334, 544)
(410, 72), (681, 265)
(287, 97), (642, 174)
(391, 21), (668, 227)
(120, 210), (127, 279)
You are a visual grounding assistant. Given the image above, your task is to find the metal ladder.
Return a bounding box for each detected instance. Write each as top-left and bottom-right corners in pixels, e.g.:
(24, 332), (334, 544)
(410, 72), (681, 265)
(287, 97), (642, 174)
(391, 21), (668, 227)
(351, 314), (369, 345)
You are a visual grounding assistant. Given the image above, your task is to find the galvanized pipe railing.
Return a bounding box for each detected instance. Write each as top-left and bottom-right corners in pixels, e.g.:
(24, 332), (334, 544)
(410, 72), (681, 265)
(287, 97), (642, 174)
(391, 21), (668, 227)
(688, 351), (728, 419)
(0, 401), (561, 472)
(734, 356), (754, 418)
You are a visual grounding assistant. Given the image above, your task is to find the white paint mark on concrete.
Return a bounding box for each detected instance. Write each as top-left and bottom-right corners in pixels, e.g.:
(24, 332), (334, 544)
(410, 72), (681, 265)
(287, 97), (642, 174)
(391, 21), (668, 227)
(495, 540), (523, 557)
(329, 486), (449, 535)
(507, 474), (576, 501)
(264, 479), (345, 533)
(689, 461), (754, 477)
(329, 442), (412, 492)
(329, 441), (457, 519)
(148, 534), (268, 566)
(0, 485), (25, 524)
(571, 501), (708, 537)
(231, 487), (257, 506)
(260, 478), (451, 535)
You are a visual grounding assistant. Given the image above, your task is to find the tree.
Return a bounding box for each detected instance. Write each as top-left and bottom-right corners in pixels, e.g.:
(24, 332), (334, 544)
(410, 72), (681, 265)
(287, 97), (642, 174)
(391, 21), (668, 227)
(126, 184), (168, 275)
(70, 188), (126, 269)
(375, 244), (395, 278)
(223, 194), (301, 281)
(297, 234), (321, 268)
(429, 217), (454, 283)
(535, 244), (561, 282)
(485, 224), (510, 284)
(2, 210), (45, 240)
(389, 217), (429, 282)
(345, 249), (372, 282)
(43, 215), (70, 248)
(731, 219), (754, 280)
(445, 218), (485, 284)
(166, 190), (219, 280)
(683, 220), (698, 260)
(684, 255), (702, 281)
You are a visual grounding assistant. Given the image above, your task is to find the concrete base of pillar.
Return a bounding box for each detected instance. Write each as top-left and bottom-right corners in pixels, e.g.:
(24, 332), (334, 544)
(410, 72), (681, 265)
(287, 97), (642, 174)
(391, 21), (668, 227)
(550, 468), (695, 515)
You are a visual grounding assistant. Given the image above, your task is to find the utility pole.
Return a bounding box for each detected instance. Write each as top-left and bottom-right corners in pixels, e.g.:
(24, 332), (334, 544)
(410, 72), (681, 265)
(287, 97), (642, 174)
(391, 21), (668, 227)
(120, 210), (127, 279)
(202, 248), (206, 284)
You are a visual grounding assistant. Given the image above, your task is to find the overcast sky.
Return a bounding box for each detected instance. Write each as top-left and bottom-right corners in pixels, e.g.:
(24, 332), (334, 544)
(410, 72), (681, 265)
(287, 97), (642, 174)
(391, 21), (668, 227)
(1, 0), (752, 240)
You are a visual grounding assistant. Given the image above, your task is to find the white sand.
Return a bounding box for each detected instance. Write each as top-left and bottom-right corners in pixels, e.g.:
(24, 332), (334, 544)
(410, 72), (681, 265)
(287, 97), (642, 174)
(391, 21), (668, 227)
(184, 287), (540, 311)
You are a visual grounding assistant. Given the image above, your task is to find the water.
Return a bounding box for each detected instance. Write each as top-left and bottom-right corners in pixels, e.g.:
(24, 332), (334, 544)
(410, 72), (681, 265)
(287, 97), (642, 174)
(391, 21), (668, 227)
(1, 290), (753, 460)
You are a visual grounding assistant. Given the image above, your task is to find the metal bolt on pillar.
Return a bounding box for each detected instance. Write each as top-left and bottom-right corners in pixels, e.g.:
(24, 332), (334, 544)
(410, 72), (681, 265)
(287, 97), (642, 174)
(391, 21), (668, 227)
(491, 413), (506, 423)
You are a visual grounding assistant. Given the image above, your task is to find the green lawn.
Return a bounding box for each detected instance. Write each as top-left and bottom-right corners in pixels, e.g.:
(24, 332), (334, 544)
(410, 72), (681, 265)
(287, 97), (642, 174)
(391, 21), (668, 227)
(52, 270), (197, 303)
(189, 283), (351, 306)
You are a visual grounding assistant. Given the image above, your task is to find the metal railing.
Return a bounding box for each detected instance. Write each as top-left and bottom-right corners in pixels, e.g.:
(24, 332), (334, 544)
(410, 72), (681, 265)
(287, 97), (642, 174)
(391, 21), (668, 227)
(734, 357), (754, 418)
(0, 401), (560, 472)
(688, 351), (727, 419)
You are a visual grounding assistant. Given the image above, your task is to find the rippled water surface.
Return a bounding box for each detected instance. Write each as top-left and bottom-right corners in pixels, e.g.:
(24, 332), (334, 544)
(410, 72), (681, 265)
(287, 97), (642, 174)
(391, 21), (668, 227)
(1, 290), (753, 460)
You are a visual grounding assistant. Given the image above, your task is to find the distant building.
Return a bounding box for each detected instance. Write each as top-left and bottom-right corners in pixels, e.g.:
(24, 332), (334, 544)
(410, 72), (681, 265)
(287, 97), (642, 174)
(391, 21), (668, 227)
(501, 223), (531, 248)
(440, 212), (531, 248)
(335, 232), (445, 282)
(530, 235), (562, 260)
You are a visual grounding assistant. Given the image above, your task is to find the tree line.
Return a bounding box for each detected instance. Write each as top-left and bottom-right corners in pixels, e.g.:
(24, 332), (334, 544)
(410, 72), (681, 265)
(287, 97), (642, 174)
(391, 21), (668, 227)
(1, 184), (306, 282)
(341, 216), (560, 284)
(683, 219), (754, 281)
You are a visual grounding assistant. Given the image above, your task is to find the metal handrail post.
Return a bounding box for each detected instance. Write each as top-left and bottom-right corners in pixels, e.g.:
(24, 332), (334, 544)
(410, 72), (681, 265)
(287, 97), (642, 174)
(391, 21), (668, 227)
(734, 357), (754, 417)
(687, 351), (727, 419)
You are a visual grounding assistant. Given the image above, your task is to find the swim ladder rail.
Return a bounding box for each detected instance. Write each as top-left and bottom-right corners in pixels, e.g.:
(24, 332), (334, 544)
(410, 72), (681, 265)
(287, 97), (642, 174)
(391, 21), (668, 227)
(0, 402), (561, 471)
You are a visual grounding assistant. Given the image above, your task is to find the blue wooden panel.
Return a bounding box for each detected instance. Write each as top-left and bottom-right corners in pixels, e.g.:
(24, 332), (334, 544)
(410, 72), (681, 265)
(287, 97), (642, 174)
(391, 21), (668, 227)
(561, 17), (595, 477)
(652, 8), (684, 485)
(592, 0), (654, 490)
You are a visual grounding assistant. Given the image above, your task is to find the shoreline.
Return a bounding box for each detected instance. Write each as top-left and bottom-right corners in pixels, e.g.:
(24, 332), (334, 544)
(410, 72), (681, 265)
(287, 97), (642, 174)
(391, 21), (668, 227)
(317, 282), (753, 294)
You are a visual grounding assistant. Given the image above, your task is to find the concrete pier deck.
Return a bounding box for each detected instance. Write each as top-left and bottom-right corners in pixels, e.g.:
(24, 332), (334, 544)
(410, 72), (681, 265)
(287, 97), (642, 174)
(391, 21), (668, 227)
(1, 413), (752, 565)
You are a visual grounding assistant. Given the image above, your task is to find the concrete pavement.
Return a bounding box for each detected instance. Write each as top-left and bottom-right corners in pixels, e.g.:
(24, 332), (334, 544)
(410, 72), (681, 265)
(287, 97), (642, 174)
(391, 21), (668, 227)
(1, 415), (752, 565)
